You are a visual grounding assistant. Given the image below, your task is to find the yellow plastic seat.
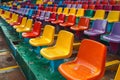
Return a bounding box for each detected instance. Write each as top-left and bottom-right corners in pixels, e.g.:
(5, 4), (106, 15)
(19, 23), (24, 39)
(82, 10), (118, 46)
(114, 64), (120, 80)
(40, 30), (74, 60)
(1, 11), (7, 18)
(2, 11), (11, 19)
(91, 10), (105, 20)
(7, 14), (18, 24)
(13, 17), (27, 29)
(16, 19), (33, 32)
(68, 8), (76, 16)
(29, 25), (55, 47)
(63, 8), (69, 16)
(57, 7), (63, 15)
(106, 11), (120, 23)
(76, 8), (84, 17)
(6, 13), (15, 22)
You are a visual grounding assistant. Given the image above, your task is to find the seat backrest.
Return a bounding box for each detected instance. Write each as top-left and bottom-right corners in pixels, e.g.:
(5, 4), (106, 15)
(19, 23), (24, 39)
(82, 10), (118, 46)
(95, 4), (103, 10)
(55, 30), (74, 58)
(53, 7), (57, 12)
(13, 14), (18, 22)
(85, 9), (94, 17)
(104, 5), (112, 10)
(110, 22), (120, 36)
(93, 10), (105, 19)
(76, 39), (106, 74)
(77, 4), (82, 9)
(92, 20), (107, 32)
(36, 10), (41, 16)
(33, 21), (42, 35)
(17, 16), (23, 23)
(42, 25), (55, 44)
(78, 17), (90, 27)
(57, 7), (63, 14)
(63, 8), (69, 15)
(21, 17), (27, 26)
(40, 11), (45, 17)
(69, 8), (76, 15)
(67, 4), (71, 8)
(45, 11), (50, 19)
(89, 4), (95, 10)
(50, 12), (56, 19)
(72, 4), (77, 8)
(76, 8), (84, 17)
(58, 14), (65, 21)
(114, 64), (120, 80)
(25, 19), (33, 29)
(67, 15), (76, 24)
(82, 4), (88, 9)
(107, 11), (120, 21)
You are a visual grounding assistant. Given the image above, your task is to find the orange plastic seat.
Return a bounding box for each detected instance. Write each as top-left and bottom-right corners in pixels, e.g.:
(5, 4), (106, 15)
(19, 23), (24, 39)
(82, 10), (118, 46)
(59, 15), (76, 28)
(59, 39), (107, 80)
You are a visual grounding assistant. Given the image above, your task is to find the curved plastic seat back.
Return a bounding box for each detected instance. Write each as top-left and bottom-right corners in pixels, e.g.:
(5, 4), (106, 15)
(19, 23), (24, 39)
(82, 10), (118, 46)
(25, 19), (33, 29)
(78, 17), (90, 28)
(76, 8), (84, 17)
(42, 25), (55, 44)
(95, 4), (103, 10)
(72, 4), (76, 8)
(67, 4), (71, 8)
(85, 9), (94, 18)
(77, 4), (82, 9)
(12, 14), (18, 22)
(53, 7), (57, 12)
(45, 12), (51, 19)
(104, 5), (112, 11)
(89, 4), (95, 10)
(67, 15), (76, 24)
(57, 7), (63, 15)
(58, 39), (107, 80)
(20, 17), (27, 26)
(63, 8), (69, 16)
(82, 4), (88, 10)
(69, 8), (76, 15)
(33, 21), (42, 33)
(106, 11), (120, 22)
(92, 10), (105, 20)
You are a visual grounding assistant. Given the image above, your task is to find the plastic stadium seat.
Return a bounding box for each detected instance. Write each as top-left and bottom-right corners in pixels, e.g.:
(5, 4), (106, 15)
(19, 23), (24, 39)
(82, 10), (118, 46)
(45, 12), (57, 22)
(84, 20), (107, 39)
(56, 7), (63, 15)
(41, 30), (74, 60)
(67, 4), (72, 8)
(90, 10), (105, 20)
(13, 17), (27, 29)
(102, 22), (120, 54)
(104, 5), (112, 12)
(9, 14), (18, 24)
(59, 15), (76, 28)
(10, 16), (23, 26)
(6, 13), (15, 22)
(113, 5), (120, 11)
(37, 11), (45, 20)
(71, 4), (77, 8)
(51, 14), (65, 24)
(32, 10), (41, 20)
(22, 21), (42, 38)
(89, 4), (95, 10)
(76, 4), (82, 9)
(95, 4), (103, 10)
(114, 64), (120, 80)
(68, 8), (76, 16)
(16, 19), (33, 32)
(85, 9), (94, 18)
(82, 4), (88, 10)
(76, 8), (84, 17)
(109, 0), (116, 5)
(58, 39), (107, 80)
(29, 25), (55, 47)
(102, 22), (120, 43)
(102, 0), (108, 5)
(70, 17), (90, 31)
(62, 7), (69, 16)
(106, 11), (120, 23)
(52, 7), (57, 12)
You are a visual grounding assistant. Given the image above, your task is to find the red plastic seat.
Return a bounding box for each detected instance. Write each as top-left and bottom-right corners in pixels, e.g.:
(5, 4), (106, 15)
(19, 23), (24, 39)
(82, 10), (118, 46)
(59, 15), (76, 28)
(89, 4), (95, 10)
(70, 17), (90, 31)
(82, 4), (88, 10)
(45, 12), (57, 22)
(52, 7), (57, 12)
(59, 39), (107, 80)
(22, 21), (42, 38)
(10, 16), (23, 26)
(51, 14), (65, 24)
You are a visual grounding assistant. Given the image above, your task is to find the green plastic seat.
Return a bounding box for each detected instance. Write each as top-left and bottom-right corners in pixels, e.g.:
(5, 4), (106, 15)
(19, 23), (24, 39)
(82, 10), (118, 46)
(84, 9), (94, 18)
